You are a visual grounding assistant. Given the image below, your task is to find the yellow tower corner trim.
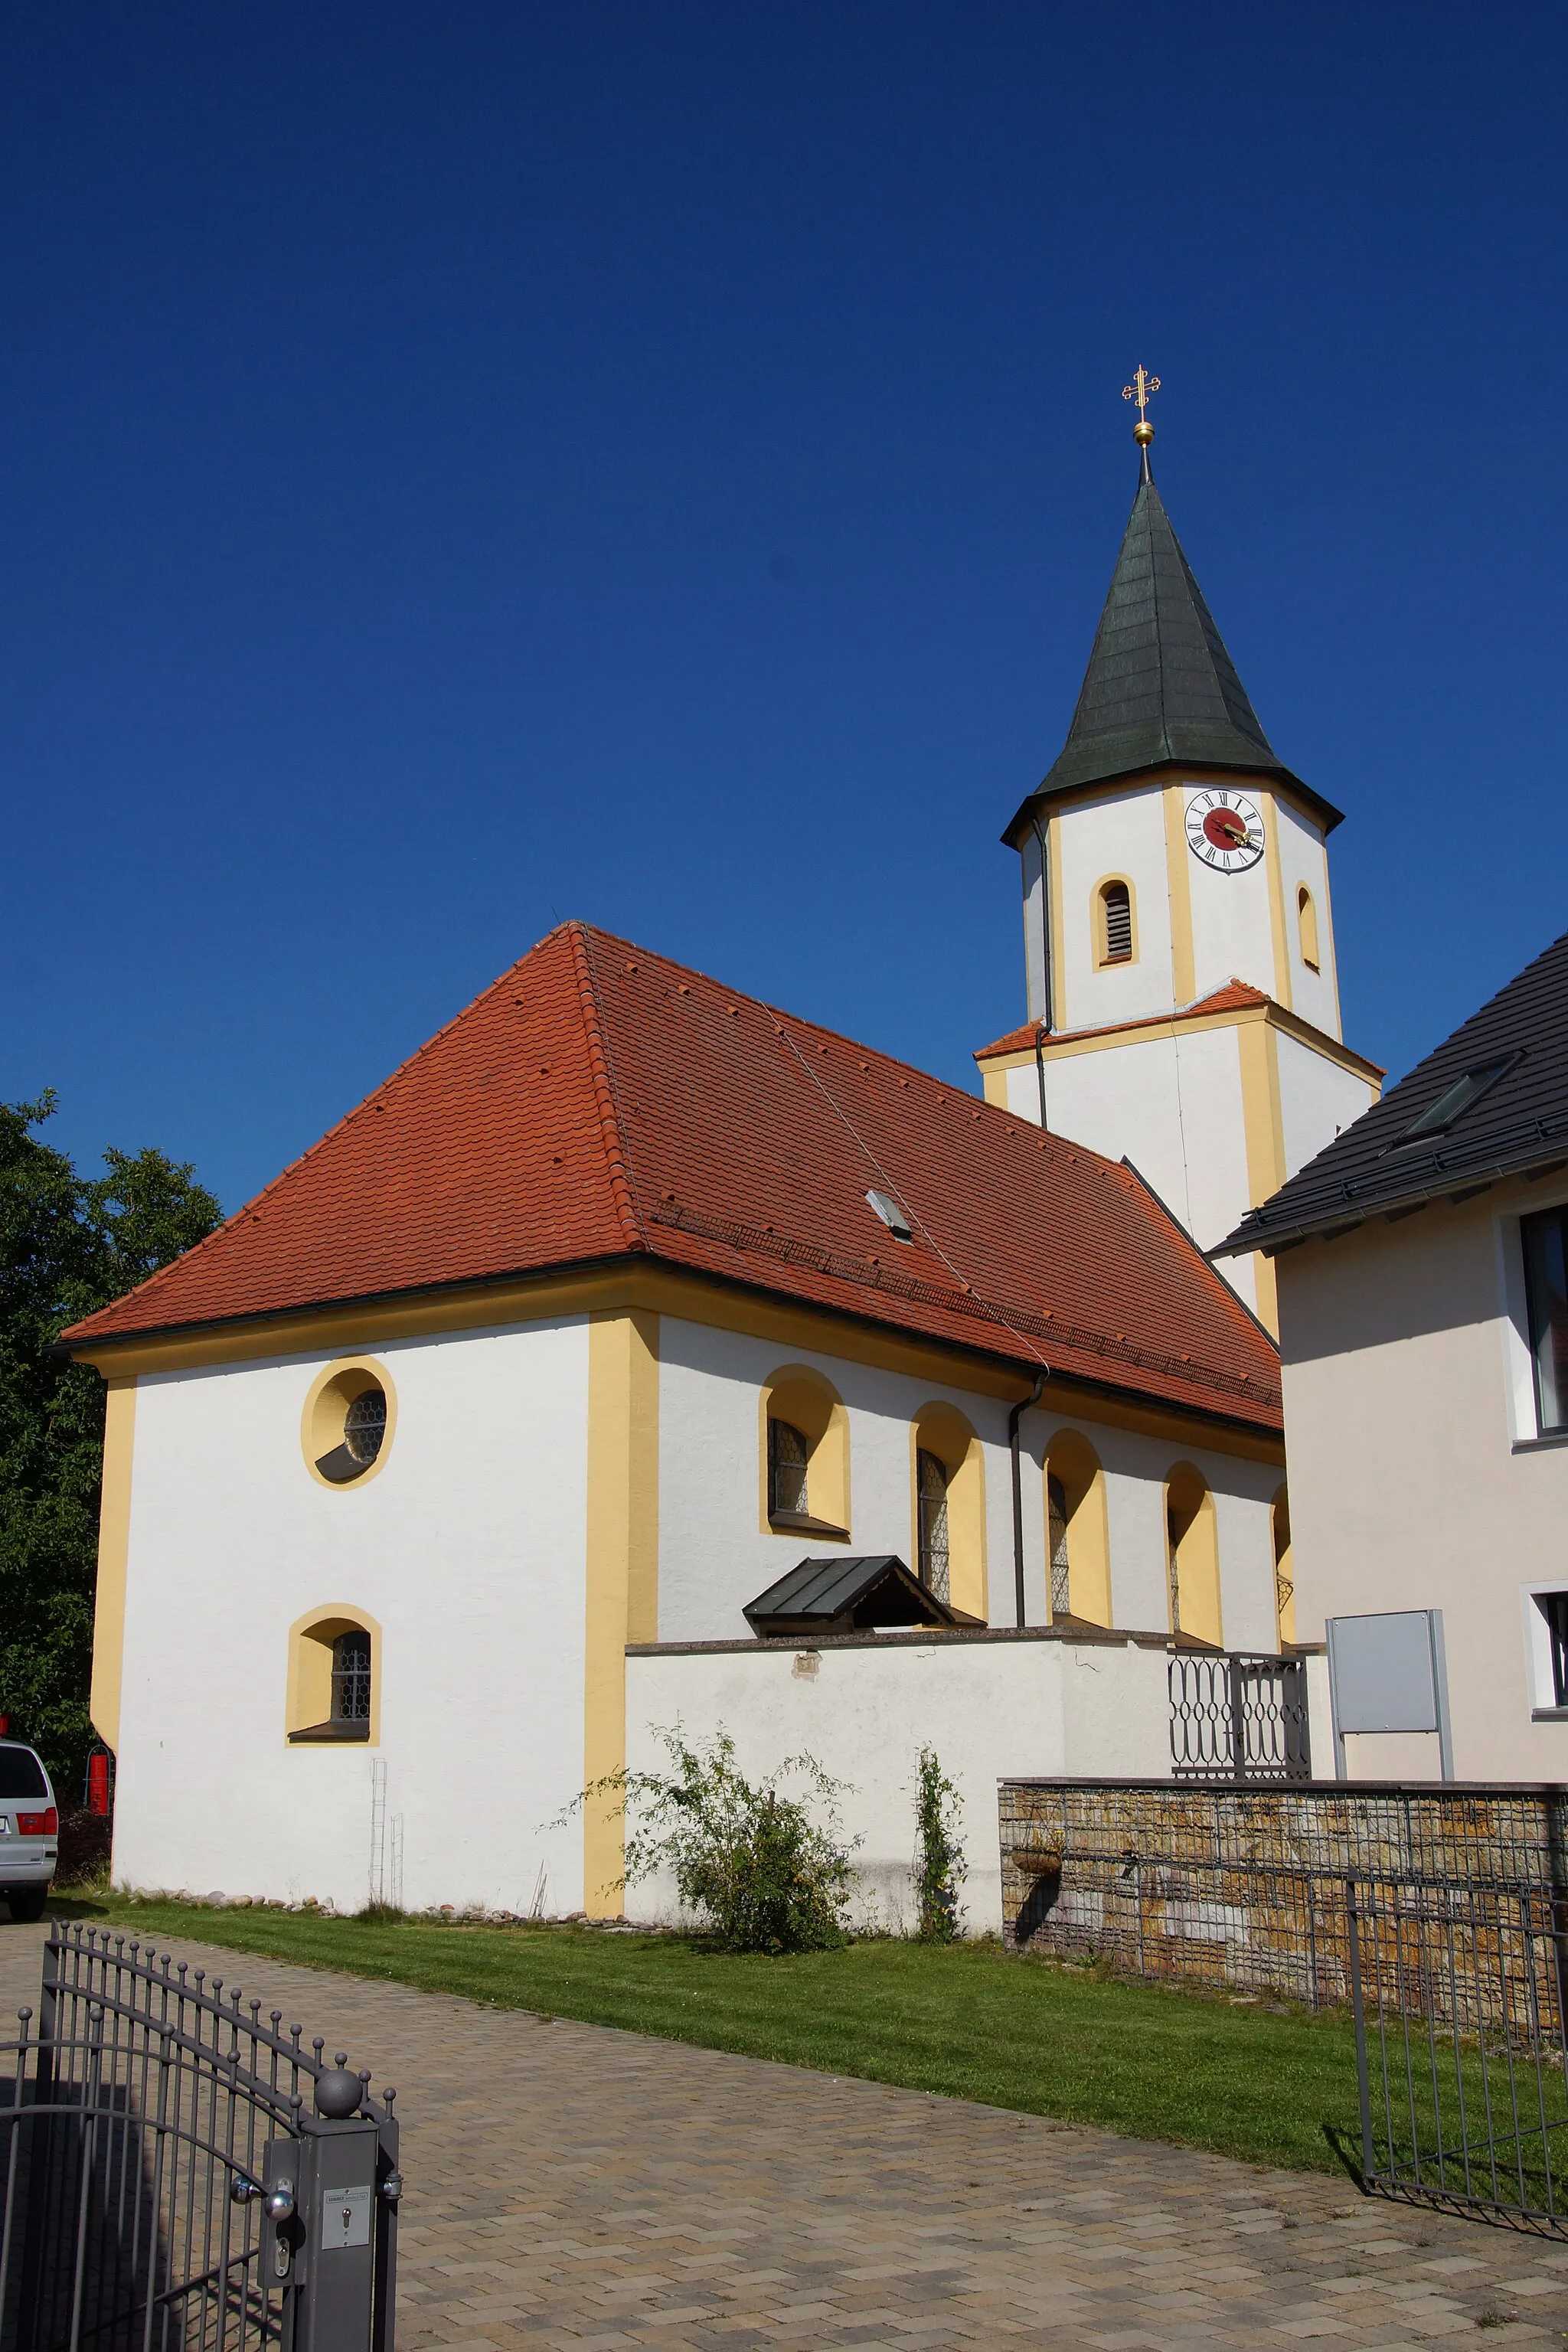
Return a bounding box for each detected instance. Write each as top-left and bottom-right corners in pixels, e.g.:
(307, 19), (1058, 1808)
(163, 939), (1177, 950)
(583, 1308), (660, 1919)
(90, 1378), (137, 1755)
(1160, 785), (1197, 1005)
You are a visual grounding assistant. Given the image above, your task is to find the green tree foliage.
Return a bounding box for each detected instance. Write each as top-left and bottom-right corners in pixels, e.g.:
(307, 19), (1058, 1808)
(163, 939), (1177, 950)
(0, 1093), (222, 1793)
(579, 1726), (859, 1953)
(913, 1746), (966, 1940)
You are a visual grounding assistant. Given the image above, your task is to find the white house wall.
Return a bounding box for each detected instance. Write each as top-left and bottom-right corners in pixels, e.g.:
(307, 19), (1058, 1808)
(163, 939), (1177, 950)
(113, 1319), (591, 1916)
(626, 1636), (1173, 1934)
(1277, 1178), (1568, 1782)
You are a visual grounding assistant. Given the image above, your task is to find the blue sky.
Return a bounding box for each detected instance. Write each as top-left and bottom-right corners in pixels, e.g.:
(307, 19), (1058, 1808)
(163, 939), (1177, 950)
(6, 3), (1565, 1210)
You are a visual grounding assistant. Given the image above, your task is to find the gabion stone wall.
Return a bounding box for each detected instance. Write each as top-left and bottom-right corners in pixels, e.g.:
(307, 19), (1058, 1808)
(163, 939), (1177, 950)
(999, 1779), (1568, 2011)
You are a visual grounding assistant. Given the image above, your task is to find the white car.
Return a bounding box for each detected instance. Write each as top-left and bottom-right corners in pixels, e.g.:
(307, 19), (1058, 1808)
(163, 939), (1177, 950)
(0, 1743), (57, 1922)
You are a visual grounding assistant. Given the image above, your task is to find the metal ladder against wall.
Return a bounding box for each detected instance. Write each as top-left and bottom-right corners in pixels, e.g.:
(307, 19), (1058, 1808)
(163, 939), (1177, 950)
(0, 1922), (401, 2351)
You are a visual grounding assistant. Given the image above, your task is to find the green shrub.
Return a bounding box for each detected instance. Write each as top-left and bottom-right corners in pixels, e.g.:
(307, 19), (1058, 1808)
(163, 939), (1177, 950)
(913, 1746), (965, 1940)
(583, 1726), (858, 1954)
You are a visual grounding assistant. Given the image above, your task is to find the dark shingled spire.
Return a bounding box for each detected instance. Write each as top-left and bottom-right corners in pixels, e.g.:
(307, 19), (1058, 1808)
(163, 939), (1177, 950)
(1004, 469), (1341, 841)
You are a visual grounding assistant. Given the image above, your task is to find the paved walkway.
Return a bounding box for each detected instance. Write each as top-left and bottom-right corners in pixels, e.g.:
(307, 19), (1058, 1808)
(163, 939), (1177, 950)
(2, 1924), (1566, 2347)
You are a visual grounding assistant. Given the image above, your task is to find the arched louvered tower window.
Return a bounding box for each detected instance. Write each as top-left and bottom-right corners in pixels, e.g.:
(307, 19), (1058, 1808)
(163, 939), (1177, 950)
(1098, 880), (1133, 965)
(1297, 884), (1320, 972)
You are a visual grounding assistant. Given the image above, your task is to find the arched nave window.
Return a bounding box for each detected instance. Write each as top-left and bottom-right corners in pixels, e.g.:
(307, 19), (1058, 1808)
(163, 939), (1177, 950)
(286, 1608), (381, 1744)
(1044, 1432), (1112, 1626)
(1272, 1485), (1295, 1648)
(1164, 1466), (1222, 1648)
(910, 1406), (986, 1622)
(759, 1366), (850, 1537)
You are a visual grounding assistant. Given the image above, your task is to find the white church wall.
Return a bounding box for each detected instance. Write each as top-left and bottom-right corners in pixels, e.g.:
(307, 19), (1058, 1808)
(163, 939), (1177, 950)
(1272, 799), (1339, 1039)
(655, 1318), (1027, 1638)
(111, 1318), (592, 1916)
(1276, 1029), (1379, 1181)
(1187, 828), (1278, 1008)
(1052, 787), (1174, 1033)
(625, 1633), (1173, 1935)
(1039, 1028), (1254, 1263)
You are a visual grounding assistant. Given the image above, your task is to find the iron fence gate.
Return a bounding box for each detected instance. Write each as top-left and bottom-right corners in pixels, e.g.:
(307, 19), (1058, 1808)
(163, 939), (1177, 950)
(1168, 1651), (1311, 1782)
(1348, 1874), (1568, 2236)
(0, 1922), (400, 2350)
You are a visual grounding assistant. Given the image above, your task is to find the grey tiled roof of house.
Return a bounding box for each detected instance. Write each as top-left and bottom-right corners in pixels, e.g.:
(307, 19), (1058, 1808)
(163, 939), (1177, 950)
(1214, 928), (1568, 1259)
(1004, 466), (1343, 843)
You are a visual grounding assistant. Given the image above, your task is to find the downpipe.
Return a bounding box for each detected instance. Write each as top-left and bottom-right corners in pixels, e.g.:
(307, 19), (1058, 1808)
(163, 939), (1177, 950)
(1008, 1368), (1049, 1628)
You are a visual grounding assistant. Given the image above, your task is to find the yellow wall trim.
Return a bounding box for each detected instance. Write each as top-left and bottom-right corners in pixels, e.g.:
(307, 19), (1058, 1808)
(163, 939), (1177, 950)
(978, 997), (1383, 1086)
(64, 1261), (1279, 1459)
(1161, 784), (1197, 1006)
(90, 1379), (136, 1754)
(583, 1308), (660, 1919)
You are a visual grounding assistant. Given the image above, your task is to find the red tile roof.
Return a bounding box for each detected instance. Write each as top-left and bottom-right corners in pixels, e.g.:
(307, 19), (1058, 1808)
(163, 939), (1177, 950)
(64, 925), (1281, 1427)
(975, 979), (1275, 1062)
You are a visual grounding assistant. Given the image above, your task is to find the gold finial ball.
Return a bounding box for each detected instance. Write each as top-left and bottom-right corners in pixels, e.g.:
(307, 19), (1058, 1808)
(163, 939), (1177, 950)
(1133, 420), (1155, 446)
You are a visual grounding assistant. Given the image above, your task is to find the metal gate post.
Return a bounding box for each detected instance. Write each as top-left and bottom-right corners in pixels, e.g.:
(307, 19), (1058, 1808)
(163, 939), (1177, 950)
(295, 2115), (381, 2352)
(1346, 1876), (1375, 2186)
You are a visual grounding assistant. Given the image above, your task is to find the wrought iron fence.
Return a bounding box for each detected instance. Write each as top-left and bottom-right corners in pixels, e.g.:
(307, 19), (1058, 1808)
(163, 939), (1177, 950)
(0, 1922), (400, 2350)
(1168, 1651), (1311, 1782)
(1349, 1873), (1568, 2237)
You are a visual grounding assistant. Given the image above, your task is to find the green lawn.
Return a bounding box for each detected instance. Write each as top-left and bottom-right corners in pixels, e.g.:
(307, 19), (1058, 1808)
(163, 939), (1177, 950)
(61, 1895), (1365, 2180)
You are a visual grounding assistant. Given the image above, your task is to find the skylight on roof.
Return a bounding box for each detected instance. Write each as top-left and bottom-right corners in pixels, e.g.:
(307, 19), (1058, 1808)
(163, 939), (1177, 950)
(866, 1188), (913, 1241)
(1396, 1054), (1518, 1145)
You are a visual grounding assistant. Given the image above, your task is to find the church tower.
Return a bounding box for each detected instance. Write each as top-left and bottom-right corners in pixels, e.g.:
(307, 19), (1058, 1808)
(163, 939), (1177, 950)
(975, 379), (1382, 1329)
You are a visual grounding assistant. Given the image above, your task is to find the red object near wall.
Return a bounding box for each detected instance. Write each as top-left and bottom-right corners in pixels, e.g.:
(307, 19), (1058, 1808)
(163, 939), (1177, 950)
(87, 1753), (110, 1817)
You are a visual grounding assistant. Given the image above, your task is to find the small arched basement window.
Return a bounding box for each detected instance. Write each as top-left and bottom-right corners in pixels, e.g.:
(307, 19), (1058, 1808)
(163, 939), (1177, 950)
(1297, 885), (1320, 972)
(286, 1609), (380, 1744)
(916, 1449), (951, 1603)
(1098, 880), (1134, 966)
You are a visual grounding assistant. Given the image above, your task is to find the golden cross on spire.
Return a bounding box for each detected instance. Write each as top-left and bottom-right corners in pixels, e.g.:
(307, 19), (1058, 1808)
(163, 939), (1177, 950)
(1122, 364), (1161, 447)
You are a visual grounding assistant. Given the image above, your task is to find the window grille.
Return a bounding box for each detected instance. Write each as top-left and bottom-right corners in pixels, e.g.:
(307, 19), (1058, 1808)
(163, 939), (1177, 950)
(1047, 1472), (1071, 1618)
(332, 1632), (372, 1723)
(916, 1448), (950, 1603)
(1101, 881), (1132, 963)
(344, 1388), (387, 1467)
(767, 1419), (809, 1518)
(1166, 1506), (1182, 1635)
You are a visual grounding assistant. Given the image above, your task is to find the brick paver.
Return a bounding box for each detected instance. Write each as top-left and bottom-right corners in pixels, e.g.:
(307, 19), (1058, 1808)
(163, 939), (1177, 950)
(2, 1925), (1565, 2347)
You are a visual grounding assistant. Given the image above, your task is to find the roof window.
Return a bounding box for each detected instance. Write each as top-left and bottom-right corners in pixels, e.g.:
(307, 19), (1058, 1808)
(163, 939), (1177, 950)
(1395, 1054), (1518, 1145)
(866, 1189), (913, 1241)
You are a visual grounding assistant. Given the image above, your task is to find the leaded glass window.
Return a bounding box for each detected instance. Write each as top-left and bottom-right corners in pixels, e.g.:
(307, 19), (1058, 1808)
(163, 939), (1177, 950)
(768, 1419), (809, 1518)
(916, 1449), (950, 1603)
(1047, 1472), (1071, 1619)
(344, 1389), (387, 1467)
(332, 1632), (372, 1723)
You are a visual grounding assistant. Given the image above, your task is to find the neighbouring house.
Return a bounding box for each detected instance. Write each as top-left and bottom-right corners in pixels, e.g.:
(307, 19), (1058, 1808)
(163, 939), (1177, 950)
(1216, 926), (1568, 1782)
(62, 923), (1289, 1928)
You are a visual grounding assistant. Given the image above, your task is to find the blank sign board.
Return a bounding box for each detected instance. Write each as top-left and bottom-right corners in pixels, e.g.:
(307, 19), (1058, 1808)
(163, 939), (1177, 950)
(1325, 1609), (1453, 1779)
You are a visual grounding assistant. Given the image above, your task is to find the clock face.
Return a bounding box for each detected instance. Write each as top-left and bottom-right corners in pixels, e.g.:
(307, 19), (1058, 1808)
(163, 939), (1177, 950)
(1185, 788), (1264, 873)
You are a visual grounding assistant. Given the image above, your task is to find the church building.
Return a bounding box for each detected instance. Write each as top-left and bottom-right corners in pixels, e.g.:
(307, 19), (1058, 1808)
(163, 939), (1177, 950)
(64, 409), (1336, 1928)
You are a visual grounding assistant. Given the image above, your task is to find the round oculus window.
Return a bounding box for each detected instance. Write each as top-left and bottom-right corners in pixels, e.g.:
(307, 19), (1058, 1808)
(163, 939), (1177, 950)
(308, 1369), (392, 1485)
(343, 1389), (387, 1467)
